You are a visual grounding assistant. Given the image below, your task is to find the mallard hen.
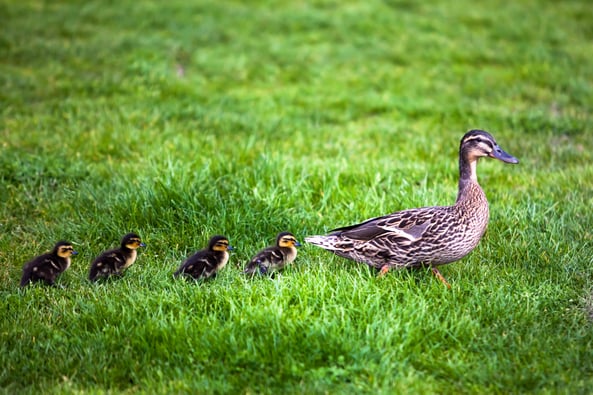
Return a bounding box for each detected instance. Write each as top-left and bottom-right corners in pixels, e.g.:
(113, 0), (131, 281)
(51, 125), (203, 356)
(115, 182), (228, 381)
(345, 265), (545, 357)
(305, 130), (519, 288)
(89, 233), (146, 282)
(20, 241), (78, 287)
(243, 232), (302, 275)
(174, 235), (233, 280)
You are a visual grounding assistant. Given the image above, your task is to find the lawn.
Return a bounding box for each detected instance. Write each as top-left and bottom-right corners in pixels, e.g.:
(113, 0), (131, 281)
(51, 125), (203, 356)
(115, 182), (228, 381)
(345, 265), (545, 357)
(1, 0), (593, 393)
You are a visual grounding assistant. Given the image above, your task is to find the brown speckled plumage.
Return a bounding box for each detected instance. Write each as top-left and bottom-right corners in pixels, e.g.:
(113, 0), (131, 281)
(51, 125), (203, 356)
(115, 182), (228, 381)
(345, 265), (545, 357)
(305, 130), (519, 287)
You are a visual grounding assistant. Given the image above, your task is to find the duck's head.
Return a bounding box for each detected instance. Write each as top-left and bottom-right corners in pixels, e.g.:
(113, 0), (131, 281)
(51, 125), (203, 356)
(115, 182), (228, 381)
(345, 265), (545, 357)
(460, 130), (519, 164)
(53, 241), (78, 258)
(276, 232), (302, 248)
(208, 235), (233, 252)
(121, 233), (146, 249)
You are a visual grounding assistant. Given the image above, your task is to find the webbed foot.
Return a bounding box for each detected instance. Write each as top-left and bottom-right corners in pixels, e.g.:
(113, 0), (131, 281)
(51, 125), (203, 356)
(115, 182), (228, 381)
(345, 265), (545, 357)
(431, 267), (451, 289)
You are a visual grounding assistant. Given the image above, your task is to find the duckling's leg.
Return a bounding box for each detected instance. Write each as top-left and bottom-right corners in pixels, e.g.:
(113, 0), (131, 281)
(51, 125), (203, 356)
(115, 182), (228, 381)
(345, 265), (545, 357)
(431, 267), (451, 289)
(378, 265), (390, 277)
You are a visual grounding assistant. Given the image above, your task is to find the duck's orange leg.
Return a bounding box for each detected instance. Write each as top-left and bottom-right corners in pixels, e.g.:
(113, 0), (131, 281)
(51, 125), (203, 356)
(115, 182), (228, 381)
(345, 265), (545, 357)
(431, 267), (451, 289)
(378, 265), (390, 277)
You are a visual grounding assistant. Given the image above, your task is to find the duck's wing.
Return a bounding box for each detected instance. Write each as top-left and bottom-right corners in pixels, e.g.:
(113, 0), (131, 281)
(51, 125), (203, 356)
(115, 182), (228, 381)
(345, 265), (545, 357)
(330, 207), (443, 243)
(95, 250), (125, 268)
(20, 256), (45, 286)
(89, 249), (126, 280)
(244, 247), (285, 274)
(175, 250), (219, 278)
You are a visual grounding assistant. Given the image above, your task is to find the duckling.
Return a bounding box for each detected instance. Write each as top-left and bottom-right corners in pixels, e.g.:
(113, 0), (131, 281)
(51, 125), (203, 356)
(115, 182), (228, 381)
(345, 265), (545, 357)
(20, 241), (78, 287)
(305, 130), (519, 288)
(174, 235), (233, 280)
(243, 232), (302, 275)
(89, 233), (146, 282)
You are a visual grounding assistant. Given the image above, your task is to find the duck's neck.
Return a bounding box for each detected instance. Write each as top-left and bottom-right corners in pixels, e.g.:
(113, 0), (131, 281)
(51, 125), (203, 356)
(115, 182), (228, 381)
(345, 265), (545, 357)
(62, 256), (72, 271)
(456, 155), (484, 205)
(217, 251), (230, 268)
(281, 246), (298, 263)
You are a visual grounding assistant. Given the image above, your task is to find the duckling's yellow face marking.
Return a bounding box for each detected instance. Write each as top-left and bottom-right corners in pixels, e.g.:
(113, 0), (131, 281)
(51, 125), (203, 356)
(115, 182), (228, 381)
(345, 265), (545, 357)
(125, 238), (145, 250)
(57, 245), (76, 258)
(279, 236), (299, 248)
(212, 239), (230, 252)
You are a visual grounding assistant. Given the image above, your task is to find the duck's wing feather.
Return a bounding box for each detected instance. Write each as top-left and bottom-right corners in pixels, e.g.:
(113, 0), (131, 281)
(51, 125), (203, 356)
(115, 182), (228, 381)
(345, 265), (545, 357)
(330, 207), (444, 242)
(244, 247), (285, 274)
(21, 254), (65, 285)
(92, 250), (125, 271)
(89, 249), (131, 281)
(175, 250), (218, 278)
(20, 256), (45, 286)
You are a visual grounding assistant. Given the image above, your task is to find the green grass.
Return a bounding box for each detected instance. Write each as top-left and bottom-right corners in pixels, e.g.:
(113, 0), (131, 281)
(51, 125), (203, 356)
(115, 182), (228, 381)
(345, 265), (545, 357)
(1, 0), (593, 393)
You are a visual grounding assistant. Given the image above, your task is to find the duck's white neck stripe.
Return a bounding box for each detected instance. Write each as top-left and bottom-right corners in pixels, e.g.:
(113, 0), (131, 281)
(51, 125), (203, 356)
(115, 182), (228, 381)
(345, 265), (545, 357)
(469, 160), (478, 182)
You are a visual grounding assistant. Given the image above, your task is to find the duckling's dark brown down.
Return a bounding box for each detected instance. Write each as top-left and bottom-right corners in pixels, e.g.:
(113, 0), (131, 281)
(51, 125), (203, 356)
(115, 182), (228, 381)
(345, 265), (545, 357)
(174, 235), (232, 280)
(243, 232), (301, 275)
(20, 241), (78, 287)
(89, 233), (145, 282)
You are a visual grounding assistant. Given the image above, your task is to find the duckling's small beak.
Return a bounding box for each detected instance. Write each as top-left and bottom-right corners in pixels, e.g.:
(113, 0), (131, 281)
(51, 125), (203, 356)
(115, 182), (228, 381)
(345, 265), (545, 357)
(295, 241), (302, 247)
(227, 246), (235, 251)
(72, 250), (79, 255)
(140, 243), (146, 247)
(490, 145), (519, 164)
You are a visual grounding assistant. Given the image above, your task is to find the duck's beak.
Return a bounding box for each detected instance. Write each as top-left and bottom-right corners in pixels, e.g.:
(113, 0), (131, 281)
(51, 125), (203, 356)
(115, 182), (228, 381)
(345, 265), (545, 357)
(295, 241), (302, 247)
(140, 242), (146, 247)
(72, 250), (79, 255)
(227, 246), (235, 251)
(490, 145), (519, 164)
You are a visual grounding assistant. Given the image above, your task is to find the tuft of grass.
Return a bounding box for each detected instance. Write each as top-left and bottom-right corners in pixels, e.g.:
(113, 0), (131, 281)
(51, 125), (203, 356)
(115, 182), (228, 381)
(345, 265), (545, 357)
(1, 0), (593, 393)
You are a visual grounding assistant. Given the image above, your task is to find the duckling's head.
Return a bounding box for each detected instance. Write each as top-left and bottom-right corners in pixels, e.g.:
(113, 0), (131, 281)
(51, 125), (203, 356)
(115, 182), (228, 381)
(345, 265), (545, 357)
(53, 241), (78, 258)
(276, 232), (302, 248)
(121, 233), (146, 249)
(208, 235), (233, 252)
(460, 130), (519, 164)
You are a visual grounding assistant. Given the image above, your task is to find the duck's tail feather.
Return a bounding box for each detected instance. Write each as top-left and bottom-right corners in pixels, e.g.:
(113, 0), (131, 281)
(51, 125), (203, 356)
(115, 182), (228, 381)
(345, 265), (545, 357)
(305, 235), (349, 251)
